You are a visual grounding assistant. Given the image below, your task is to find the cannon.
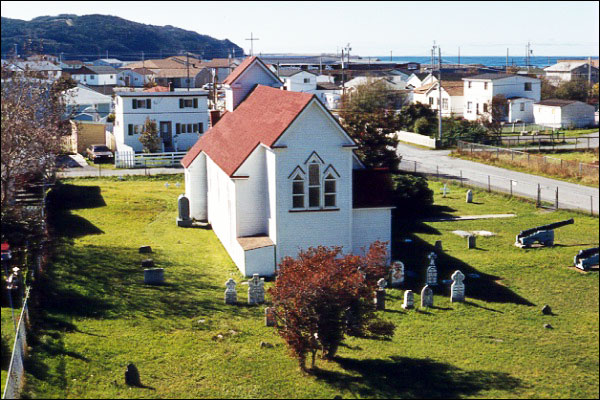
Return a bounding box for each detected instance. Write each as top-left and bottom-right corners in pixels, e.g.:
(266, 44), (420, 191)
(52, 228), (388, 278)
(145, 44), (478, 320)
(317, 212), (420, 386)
(515, 218), (574, 248)
(574, 247), (599, 271)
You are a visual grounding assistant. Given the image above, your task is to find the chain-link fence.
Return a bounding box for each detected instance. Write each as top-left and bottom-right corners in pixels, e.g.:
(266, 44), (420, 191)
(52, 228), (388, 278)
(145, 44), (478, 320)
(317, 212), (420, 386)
(397, 157), (599, 216)
(2, 289), (30, 400)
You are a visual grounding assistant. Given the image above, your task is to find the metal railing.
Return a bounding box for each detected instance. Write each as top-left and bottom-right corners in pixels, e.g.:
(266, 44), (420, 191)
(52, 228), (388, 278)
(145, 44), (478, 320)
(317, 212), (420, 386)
(2, 289), (30, 400)
(115, 151), (187, 169)
(397, 157), (599, 216)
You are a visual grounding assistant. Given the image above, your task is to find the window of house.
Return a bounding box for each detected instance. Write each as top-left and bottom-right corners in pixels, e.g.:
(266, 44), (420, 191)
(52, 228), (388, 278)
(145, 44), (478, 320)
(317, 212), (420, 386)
(132, 99), (151, 109)
(467, 101), (472, 111)
(468, 81), (472, 88)
(176, 123), (204, 134)
(303, 78), (310, 83)
(483, 103), (488, 113)
(292, 174), (305, 209)
(429, 97), (434, 106)
(442, 98), (448, 110)
(520, 103), (525, 112)
(476, 103), (480, 115)
(524, 82), (532, 91)
(128, 124), (144, 135)
(324, 174), (337, 207)
(484, 82), (488, 90)
(179, 98), (199, 108)
(308, 163), (320, 208)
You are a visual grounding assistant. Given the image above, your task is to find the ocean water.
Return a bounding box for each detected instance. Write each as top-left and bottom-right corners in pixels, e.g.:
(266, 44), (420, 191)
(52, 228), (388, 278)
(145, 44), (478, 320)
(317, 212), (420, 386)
(372, 56), (598, 68)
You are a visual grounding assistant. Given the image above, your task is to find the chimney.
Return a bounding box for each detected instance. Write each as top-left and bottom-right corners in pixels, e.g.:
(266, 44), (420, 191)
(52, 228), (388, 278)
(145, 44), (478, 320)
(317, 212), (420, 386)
(210, 110), (222, 127)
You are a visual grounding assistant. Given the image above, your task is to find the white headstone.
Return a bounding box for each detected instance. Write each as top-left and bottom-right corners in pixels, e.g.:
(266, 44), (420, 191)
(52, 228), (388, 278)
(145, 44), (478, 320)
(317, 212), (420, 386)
(389, 261), (405, 287)
(377, 278), (387, 290)
(402, 290), (414, 309)
(224, 278), (237, 304)
(421, 285), (434, 307)
(248, 274), (265, 305)
(442, 184), (449, 198)
(466, 190), (473, 203)
(427, 251), (437, 265)
(426, 263), (438, 286)
(451, 270), (465, 303)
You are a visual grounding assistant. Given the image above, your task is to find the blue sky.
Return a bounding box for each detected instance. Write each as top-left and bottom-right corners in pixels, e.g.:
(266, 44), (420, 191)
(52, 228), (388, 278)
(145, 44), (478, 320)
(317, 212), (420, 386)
(1, 1), (598, 57)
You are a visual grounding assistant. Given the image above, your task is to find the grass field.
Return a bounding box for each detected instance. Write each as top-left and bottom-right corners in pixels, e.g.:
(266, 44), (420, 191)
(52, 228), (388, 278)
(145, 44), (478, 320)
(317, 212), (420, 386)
(451, 149), (599, 187)
(18, 176), (599, 399)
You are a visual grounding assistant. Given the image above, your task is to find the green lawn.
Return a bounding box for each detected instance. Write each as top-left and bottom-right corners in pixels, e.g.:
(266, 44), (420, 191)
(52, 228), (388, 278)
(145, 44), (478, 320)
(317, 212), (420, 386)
(21, 176), (599, 398)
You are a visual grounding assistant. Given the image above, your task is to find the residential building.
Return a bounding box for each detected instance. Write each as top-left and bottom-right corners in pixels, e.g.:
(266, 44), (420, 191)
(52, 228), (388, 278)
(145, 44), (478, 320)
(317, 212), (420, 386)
(92, 58), (127, 69)
(278, 69), (318, 92)
(406, 73), (430, 89)
(462, 74), (541, 122)
(12, 61), (62, 80)
(533, 99), (596, 128)
(59, 60), (84, 70)
(413, 81), (464, 117)
(181, 57), (393, 277)
(199, 58), (240, 83)
(113, 90), (210, 152)
(70, 65), (119, 86)
(544, 61), (599, 84)
(63, 84), (113, 122)
(117, 68), (156, 87)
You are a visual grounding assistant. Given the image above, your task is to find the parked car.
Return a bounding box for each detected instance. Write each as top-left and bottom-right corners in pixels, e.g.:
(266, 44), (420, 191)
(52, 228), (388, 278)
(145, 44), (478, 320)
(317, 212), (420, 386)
(86, 145), (114, 163)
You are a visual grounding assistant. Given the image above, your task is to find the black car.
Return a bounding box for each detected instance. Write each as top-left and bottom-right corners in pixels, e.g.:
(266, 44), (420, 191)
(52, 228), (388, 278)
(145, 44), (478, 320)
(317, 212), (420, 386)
(86, 145), (114, 163)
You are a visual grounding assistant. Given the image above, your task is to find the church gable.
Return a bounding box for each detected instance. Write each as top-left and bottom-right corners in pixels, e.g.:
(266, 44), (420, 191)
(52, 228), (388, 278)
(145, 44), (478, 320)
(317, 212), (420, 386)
(223, 56), (282, 87)
(273, 99), (356, 148)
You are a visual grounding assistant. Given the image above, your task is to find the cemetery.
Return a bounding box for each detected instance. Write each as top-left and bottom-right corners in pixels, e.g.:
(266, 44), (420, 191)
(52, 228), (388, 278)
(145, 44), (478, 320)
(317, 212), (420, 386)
(13, 175), (599, 399)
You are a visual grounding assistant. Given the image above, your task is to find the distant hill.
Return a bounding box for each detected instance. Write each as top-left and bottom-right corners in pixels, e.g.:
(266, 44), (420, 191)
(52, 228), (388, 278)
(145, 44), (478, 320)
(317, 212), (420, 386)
(1, 14), (244, 60)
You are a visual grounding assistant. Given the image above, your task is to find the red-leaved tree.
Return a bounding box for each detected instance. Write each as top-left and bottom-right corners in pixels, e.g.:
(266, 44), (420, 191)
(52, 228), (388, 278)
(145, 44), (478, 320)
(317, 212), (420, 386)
(269, 241), (395, 370)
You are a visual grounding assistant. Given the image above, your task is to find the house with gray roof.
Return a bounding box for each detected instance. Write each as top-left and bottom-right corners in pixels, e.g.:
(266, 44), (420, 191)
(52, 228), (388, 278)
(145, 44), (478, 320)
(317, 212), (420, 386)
(69, 65), (119, 86)
(544, 61), (598, 85)
(534, 99), (596, 128)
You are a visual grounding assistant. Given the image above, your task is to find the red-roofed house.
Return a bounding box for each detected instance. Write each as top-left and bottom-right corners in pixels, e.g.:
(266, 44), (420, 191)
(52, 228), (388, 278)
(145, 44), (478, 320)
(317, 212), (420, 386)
(182, 57), (393, 277)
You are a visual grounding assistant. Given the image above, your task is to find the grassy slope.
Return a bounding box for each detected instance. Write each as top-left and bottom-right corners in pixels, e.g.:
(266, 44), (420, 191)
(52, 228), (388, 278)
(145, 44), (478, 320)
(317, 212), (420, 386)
(22, 176), (599, 399)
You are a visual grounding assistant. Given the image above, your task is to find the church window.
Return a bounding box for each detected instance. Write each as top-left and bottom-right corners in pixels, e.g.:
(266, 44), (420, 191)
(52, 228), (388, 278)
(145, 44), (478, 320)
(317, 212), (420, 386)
(324, 174), (336, 207)
(308, 163), (320, 208)
(292, 174), (305, 209)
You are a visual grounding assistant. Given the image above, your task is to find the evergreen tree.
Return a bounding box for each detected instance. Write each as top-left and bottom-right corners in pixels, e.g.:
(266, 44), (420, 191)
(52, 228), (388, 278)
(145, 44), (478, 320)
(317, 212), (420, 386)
(339, 79), (402, 170)
(139, 117), (161, 153)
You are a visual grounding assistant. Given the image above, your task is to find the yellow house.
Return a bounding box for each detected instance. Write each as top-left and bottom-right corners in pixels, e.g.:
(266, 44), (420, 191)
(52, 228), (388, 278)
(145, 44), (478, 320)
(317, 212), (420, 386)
(68, 120), (108, 154)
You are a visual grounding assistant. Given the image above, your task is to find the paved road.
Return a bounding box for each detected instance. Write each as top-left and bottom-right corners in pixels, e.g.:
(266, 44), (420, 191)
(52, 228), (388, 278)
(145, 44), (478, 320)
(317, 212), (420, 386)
(396, 142), (599, 215)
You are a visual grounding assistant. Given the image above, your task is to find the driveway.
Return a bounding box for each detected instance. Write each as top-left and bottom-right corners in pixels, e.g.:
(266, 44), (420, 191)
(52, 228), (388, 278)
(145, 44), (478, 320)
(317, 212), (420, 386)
(396, 142), (599, 215)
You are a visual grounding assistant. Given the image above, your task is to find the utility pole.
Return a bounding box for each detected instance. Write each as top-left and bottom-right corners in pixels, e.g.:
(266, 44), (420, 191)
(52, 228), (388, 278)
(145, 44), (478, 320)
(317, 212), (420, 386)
(588, 56), (592, 85)
(245, 32), (260, 57)
(506, 48), (509, 70)
(390, 50), (393, 62)
(438, 46), (442, 141)
(458, 46), (460, 66)
(341, 48), (345, 96)
(142, 51), (145, 85)
(344, 43), (351, 71)
(106, 50), (108, 60)
(186, 51), (190, 91)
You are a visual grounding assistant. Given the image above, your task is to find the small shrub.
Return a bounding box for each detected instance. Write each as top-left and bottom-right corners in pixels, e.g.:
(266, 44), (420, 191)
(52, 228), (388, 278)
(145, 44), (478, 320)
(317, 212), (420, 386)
(390, 173), (434, 216)
(269, 242), (393, 370)
(414, 117), (433, 135)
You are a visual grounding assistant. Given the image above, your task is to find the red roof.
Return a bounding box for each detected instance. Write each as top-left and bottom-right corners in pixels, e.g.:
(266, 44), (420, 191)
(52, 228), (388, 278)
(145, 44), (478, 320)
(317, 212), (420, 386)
(143, 85), (170, 92)
(181, 85), (314, 175)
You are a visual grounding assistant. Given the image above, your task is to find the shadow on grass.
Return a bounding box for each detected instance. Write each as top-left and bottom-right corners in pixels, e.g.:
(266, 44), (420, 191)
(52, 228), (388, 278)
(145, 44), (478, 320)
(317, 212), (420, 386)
(314, 356), (523, 398)
(392, 215), (534, 306)
(47, 183), (106, 238)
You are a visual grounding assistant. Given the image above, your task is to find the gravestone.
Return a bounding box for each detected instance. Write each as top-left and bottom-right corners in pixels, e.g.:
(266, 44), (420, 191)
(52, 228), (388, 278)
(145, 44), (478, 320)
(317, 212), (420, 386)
(224, 278), (237, 304)
(248, 274), (265, 305)
(138, 245), (152, 254)
(265, 307), (276, 327)
(377, 278), (387, 290)
(421, 285), (434, 308)
(389, 261), (404, 287)
(451, 270), (465, 302)
(165, 182), (170, 188)
(427, 251), (437, 265)
(125, 363), (141, 387)
(441, 184), (450, 198)
(144, 268), (164, 285)
(466, 190), (473, 203)
(374, 289), (386, 310)
(426, 262), (438, 286)
(177, 194), (193, 227)
(434, 240), (443, 252)
(467, 235), (476, 249)
(402, 290), (414, 309)
(141, 259), (154, 268)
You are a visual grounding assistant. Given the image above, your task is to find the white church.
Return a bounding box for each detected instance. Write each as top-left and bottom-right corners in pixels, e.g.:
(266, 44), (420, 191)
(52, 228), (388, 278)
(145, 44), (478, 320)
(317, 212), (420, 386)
(181, 57), (394, 277)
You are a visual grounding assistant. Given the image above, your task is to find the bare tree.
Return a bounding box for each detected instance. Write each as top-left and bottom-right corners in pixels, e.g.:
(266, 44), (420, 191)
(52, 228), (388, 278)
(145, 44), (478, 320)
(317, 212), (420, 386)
(1, 66), (71, 240)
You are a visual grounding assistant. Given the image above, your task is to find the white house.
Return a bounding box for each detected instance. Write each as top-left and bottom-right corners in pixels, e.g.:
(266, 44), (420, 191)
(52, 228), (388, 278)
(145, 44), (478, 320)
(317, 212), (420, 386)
(544, 61), (599, 85)
(63, 84), (113, 121)
(462, 73), (540, 122)
(12, 61), (62, 80)
(412, 81), (464, 117)
(533, 99), (596, 129)
(506, 97), (535, 123)
(92, 58), (127, 69)
(181, 57), (394, 277)
(117, 68), (156, 87)
(70, 65), (119, 86)
(113, 90), (210, 152)
(406, 73), (431, 89)
(278, 69), (318, 92)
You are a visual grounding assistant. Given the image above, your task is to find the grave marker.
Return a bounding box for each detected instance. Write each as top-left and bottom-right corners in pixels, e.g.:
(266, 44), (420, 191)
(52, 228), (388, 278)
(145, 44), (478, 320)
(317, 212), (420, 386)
(402, 290), (414, 309)
(421, 285), (434, 307)
(466, 190), (473, 203)
(389, 261), (404, 287)
(248, 274), (265, 305)
(224, 278), (237, 304)
(451, 270), (465, 302)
